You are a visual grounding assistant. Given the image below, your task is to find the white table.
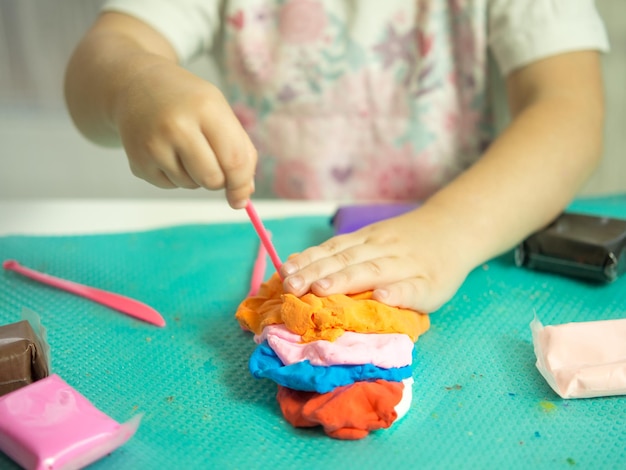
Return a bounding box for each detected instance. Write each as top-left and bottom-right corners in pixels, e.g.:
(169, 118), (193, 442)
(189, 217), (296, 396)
(0, 199), (338, 236)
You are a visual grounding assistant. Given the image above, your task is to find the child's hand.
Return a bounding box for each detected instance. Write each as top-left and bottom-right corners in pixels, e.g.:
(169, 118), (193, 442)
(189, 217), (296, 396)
(280, 209), (473, 313)
(65, 12), (256, 209)
(114, 62), (257, 208)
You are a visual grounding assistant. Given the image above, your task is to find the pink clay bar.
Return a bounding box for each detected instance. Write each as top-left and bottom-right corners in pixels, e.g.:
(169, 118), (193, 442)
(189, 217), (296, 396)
(0, 374), (141, 470)
(531, 315), (626, 399)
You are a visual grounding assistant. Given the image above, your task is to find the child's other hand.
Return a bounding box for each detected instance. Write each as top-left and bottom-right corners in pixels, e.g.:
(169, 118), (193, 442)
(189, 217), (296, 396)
(279, 209), (473, 313)
(114, 62), (256, 209)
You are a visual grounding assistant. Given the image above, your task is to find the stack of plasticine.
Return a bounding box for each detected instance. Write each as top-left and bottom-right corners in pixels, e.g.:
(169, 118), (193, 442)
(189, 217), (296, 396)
(235, 273), (430, 440)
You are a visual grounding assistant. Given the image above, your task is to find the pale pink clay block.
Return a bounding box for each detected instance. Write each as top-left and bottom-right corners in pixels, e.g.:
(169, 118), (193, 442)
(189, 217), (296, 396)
(531, 315), (626, 399)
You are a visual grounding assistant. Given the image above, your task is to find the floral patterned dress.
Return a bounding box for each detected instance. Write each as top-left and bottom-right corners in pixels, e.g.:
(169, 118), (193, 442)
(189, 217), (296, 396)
(103, 0), (609, 201)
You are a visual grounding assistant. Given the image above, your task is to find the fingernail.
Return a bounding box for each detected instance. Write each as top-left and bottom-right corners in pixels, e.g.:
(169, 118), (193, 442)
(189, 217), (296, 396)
(282, 262), (297, 276)
(315, 278), (331, 290)
(231, 199), (248, 210)
(374, 288), (389, 300)
(287, 275), (303, 291)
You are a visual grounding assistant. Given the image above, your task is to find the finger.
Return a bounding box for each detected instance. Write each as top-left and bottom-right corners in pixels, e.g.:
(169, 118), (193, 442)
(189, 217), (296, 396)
(202, 118), (257, 209)
(372, 278), (437, 313)
(160, 154), (201, 189)
(280, 233), (366, 278)
(128, 157), (177, 189)
(147, 148), (200, 189)
(283, 245), (405, 298)
(125, 135), (197, 189)
(281, 245), (370, 297)
(173, 130), (226, 190)
(222, 137), (257, 209)
(308, 256), (403, 296)
(154, 170), (178, 189)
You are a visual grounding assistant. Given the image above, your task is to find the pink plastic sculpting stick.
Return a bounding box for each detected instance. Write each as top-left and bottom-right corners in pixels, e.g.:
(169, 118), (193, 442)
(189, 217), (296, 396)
(245, 201), (283, 275)
(247, 235), (269, 297)
(3, 259), (166, 327)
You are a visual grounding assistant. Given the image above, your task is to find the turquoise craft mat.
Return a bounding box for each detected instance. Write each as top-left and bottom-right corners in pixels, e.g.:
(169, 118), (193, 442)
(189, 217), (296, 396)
(1, 196), (625, 469)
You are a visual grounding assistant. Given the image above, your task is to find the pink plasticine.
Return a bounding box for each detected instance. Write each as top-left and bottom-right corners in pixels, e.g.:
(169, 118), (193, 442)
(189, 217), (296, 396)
(0, 374), (141, 470)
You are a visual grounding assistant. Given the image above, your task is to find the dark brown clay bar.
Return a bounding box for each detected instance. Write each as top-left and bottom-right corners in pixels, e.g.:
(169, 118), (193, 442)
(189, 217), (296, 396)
(0, 320), (50, 396)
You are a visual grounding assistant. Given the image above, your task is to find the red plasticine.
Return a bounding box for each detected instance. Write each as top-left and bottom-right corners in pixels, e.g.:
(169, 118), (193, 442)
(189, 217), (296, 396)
(276, 379), (403, 440)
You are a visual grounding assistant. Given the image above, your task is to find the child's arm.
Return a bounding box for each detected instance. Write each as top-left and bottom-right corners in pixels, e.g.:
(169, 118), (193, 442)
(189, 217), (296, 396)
(281, 50), (604, 313)
(64, 12), (256, 209)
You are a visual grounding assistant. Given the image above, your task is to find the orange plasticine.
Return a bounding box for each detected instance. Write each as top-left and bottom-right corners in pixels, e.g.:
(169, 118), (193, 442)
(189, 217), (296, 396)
(235, 273), (430, 342)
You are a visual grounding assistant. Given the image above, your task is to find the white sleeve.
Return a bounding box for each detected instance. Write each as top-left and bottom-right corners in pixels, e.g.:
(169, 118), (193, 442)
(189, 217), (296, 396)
(101, 0), (222, 63)
(488, 0), (610, 76)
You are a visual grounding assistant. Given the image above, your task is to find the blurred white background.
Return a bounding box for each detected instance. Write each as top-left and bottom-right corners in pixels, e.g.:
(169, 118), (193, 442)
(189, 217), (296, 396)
(0, 0), (624, 200)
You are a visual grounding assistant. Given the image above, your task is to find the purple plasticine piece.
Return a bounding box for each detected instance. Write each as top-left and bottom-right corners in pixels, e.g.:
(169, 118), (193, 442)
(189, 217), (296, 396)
(331, 203), (419, 234)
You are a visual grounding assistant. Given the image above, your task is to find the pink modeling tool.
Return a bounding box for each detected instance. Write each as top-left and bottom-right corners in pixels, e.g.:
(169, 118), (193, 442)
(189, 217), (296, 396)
(247, 232), (270, 297)
(3, 259), (166, 327)
(245, 201), (283, 275)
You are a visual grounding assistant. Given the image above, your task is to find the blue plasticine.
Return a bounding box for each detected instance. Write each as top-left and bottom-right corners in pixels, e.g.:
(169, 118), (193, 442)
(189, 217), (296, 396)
(249, 341), (412, 393)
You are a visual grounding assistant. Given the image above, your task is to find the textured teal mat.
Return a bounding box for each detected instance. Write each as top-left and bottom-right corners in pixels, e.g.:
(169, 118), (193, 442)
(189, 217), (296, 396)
(1, 196), (625, 469)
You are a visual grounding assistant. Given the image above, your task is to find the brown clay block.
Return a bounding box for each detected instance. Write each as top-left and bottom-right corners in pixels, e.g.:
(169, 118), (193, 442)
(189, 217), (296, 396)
(0, 320), (49, 396)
